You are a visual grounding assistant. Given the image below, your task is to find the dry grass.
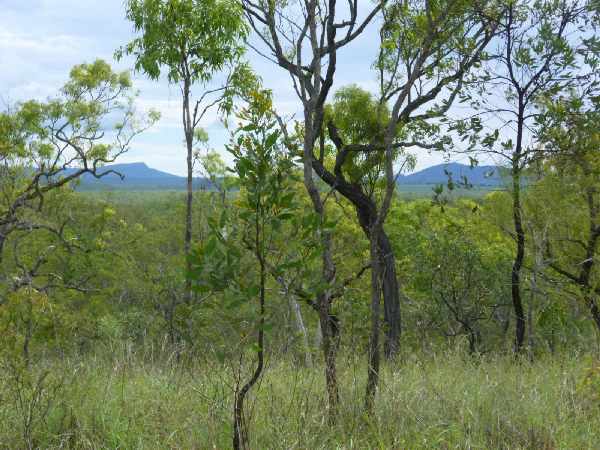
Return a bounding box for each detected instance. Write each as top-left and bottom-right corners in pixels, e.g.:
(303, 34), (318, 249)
(1, 348), (598, 449)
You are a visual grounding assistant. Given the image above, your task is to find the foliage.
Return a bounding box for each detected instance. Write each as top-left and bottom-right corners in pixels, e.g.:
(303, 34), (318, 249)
(119, 0), (254, 114)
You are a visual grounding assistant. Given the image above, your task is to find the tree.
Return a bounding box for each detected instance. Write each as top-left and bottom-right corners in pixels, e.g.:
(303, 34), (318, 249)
(120, 0), (252, 301)
(242, 0), (383, 420)
(416, 211), (510, 354)
(312, 0), (496, 408)
(0, 59), (154, 278)
(0, 59), (156, 363)
(537, 86), (600, 333)
(191, 90), (300, 449)
(451, 0), (593, 352)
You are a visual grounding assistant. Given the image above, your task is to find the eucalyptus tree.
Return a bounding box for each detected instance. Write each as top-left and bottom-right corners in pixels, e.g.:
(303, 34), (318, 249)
(311, 0), (497, 408)
(451, 0), (595, 352)
(191, 90), (300, 450)
(0, 60), (154, 281)
(241, 0), (383, 419)
(119, 0), (252, 300)
(0, 60), (155, 362)
(536, 86), (600, 333)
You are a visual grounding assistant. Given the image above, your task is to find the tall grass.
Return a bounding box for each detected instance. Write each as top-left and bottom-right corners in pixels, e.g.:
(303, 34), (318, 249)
(1, 346), (598, 449)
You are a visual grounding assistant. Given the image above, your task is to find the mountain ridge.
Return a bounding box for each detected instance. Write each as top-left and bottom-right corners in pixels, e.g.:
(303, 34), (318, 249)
(63, 161), (506, 190)
(64, 162), (212, 191)
(397, 162), (505, 186)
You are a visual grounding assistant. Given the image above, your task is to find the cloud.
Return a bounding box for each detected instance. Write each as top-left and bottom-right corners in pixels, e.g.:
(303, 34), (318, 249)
(0, 0), (451, 174)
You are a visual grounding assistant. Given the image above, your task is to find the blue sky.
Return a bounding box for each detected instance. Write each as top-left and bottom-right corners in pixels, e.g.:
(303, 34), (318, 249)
(0, 0), (477, 176)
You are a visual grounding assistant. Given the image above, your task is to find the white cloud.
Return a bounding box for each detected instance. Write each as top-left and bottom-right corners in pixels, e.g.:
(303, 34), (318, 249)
(0, 0), (454, 174)
(0, 30), (78, 54)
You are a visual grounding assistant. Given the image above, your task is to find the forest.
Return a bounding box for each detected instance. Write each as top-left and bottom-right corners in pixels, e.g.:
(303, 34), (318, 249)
(1, 0), (600, 448)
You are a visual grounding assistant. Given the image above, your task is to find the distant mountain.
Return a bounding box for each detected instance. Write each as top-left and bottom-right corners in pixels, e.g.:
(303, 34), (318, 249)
(62, 162), (211, 191)
(397, 162), (505, 187)
(56, 161), (505, 191)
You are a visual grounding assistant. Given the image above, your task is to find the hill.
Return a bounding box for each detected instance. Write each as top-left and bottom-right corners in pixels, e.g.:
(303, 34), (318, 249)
(59, 161), (505, 191)
(398, 162), (505, 186)
(63, 163), (211, 191)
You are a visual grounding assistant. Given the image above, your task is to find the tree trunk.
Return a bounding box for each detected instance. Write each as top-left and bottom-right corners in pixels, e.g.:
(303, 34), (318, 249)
(233, 228), (266, 450)
(377, 228), (401, 358)
(289, 295), (312, 368)
(585, 294), (600, 332)
(511, 180), (526, 352)
(581, 181), (600, 333)
(467, 328), (477, 355)
(351, 190), (401, 359)
(511, 111), (526, 353)
(184, 145), (193, 298)
(365, 233), (382, 412)
(312, 126), (402, 360)
(319, 306), (339, 422)
(183, 78), (194, 303)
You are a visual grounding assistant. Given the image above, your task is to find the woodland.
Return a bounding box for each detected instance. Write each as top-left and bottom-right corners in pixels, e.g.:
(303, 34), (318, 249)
(1, 0), (600, 448)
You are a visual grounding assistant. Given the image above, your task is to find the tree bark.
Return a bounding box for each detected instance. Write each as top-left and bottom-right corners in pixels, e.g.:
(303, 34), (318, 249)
(319, 304), (340, 422)
(233, 215), (266, 450)
(288, 295), (312, 368)
(183, 77), (194, 303)
(303, 117), (339, 422)
(311, 150), (402, 359)
(365, 233), (382, 412)
(511, 170), (526, 353)
(585, 294), (600, 333)
(377, 228), (401, 358)
(511, 104), (526, 353)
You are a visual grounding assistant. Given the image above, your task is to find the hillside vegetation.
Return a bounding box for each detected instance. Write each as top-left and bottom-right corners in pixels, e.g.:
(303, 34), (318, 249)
(2, 0), (600, 448)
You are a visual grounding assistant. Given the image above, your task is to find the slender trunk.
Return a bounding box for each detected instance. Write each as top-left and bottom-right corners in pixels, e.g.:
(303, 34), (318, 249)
(183, 78), (193, 303)
(315, 124), (402, 360)
(365, 233), (382, 412)
(233, 217), (266, 450)
(319, 304), (339, 422)
(289, 296), (312, 368)
(511, 171), (526, 353)
(377, 228), (401, 358)
(303, 118), (339, 421)
(581, 181), (600, 333)
(511, 106), (526, 353)
(185, 144), (193, 294)
(467, 327), (477, 355)
(585, 294), (600, 332)
(318, 228), (339, 421)
(353, 193), (401, 359)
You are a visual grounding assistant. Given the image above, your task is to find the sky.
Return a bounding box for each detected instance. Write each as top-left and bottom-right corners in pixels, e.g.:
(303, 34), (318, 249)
(0, 0), (478, 176)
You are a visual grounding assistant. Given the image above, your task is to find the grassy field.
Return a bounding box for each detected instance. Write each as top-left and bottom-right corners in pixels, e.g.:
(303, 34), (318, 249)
(1, 348), (599, 449)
